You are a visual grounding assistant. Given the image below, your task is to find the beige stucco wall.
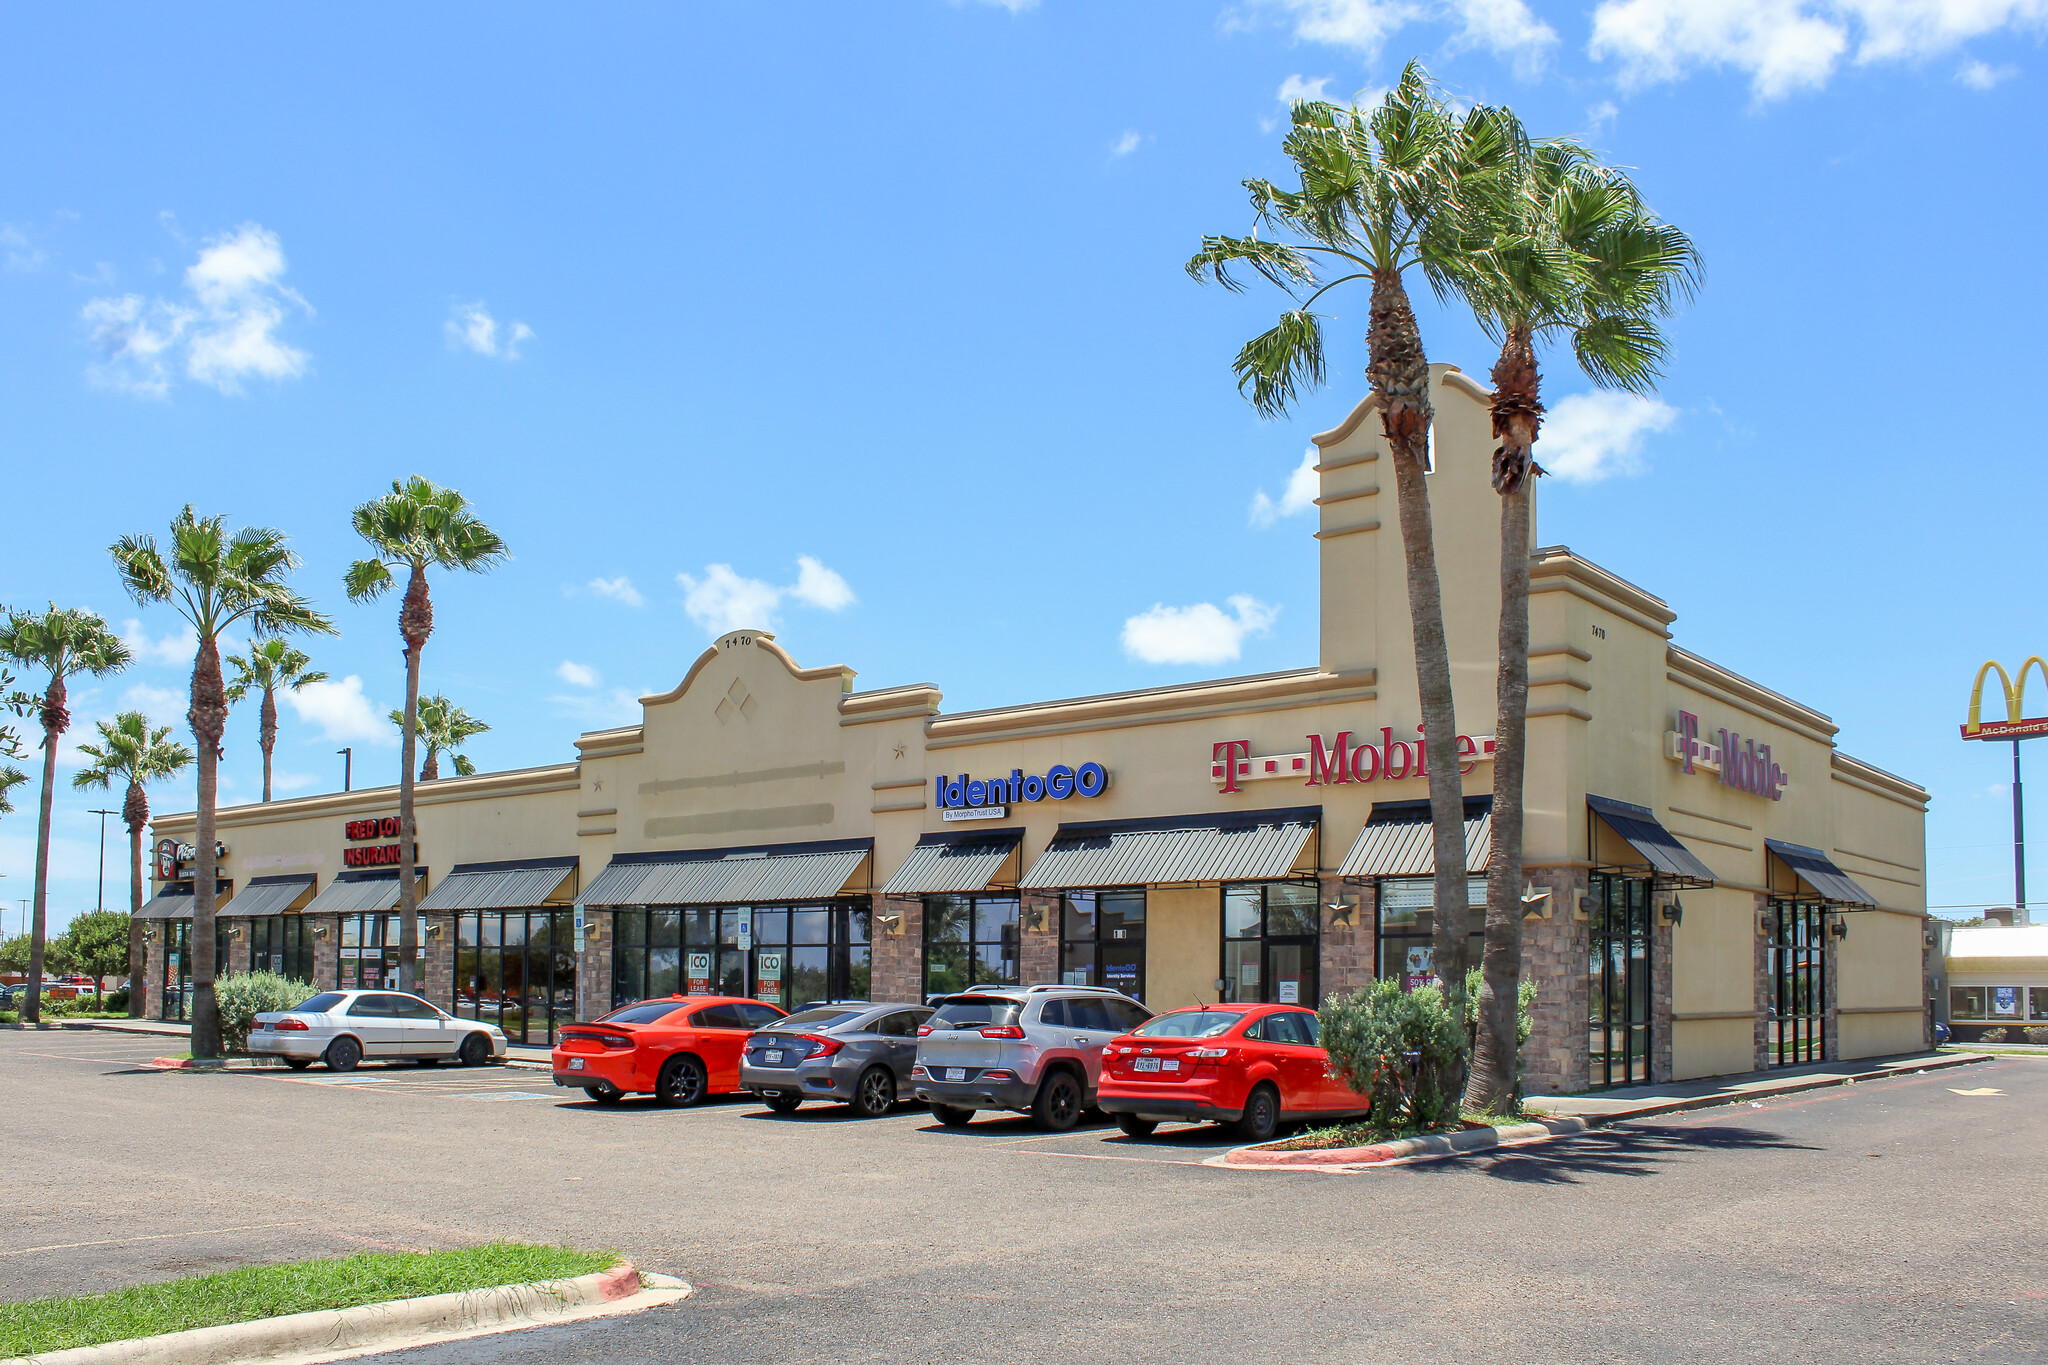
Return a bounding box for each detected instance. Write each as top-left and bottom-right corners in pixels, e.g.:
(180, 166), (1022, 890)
(1146, 887), (1221, 1010)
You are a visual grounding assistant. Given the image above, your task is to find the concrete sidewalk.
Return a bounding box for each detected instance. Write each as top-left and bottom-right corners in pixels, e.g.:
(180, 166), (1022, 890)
(76, 1017), (555, 1067)
(1529, 1050), (1991, 1122)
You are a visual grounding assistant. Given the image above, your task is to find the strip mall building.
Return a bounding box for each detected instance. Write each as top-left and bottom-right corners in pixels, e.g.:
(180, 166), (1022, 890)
(143, 367), (1933, 1092)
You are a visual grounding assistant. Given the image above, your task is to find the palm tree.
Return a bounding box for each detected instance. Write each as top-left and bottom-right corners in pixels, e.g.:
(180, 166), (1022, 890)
(388, 695), (489, 780)
(346, 477), (507, 994)
(0, 666), (26, 819)
(0, 607), (131, 1023)
(225, 640), (328, 802)
(1188, 64), (1513, 1019)
(111, 509), (334, 1059)
(1443, 123), (1702, 1112)
(71, 712), (196, 1018)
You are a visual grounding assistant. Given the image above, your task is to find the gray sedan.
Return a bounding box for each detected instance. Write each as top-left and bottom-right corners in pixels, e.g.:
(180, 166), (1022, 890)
(739, 1003), (932, 1116)
(250, 989), (508, 1071)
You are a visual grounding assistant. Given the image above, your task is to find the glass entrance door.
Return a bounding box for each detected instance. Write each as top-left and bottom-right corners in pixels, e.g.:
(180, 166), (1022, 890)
(161, 922), (191, 1021)
(1765, 901), (1825, 1066)
(1588, 874), (1652, 1088)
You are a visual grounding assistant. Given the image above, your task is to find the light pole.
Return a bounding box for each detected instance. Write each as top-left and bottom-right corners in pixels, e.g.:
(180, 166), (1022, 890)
(338, 747), (352, 793)
(89, 808), (117, 913)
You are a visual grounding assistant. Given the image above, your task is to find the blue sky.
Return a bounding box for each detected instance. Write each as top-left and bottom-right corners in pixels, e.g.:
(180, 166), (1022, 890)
(2, 1), (2042, 934)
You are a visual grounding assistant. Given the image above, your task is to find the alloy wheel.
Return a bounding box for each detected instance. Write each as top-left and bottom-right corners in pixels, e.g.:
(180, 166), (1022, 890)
(855, 1066), (895, 1117)
(657, 1054), (706, 1107)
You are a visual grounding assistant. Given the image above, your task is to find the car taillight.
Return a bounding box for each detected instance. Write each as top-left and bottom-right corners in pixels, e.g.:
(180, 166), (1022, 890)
(276, 1018), (309, 1032)
(1101, 1045), (1115, 1057)
(796, 1034), (843, 1058)
(1188, 1047), (1230, 1059)
(979, 1025), (1025, 1039)
(983, 1069), (1014, 1081)
(917, 1024), (933, 1036)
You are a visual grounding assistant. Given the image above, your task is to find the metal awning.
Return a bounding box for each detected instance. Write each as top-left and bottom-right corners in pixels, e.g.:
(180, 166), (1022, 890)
(1019, 808), (1318, 889)
(303, 870), (425, 916)
(420, 858), (577, 911)
(225, 875), (316, 918)
(1338, 798), (1493, 878)
(582, 840), (873, 907)
(1765, 839), (1877, 908)
(1587, 794), (1716, 886)
(880, 830), (1022, 896)
(137, 882), (232, 920)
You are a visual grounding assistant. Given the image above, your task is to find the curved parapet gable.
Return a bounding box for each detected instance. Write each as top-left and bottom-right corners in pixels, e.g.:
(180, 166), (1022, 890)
(641, 629), (857, 710)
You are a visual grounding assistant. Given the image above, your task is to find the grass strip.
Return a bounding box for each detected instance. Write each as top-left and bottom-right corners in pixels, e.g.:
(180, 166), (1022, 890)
(0, 1241), (616, 1356)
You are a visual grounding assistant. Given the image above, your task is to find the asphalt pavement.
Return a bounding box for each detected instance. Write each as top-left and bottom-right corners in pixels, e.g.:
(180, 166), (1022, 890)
(2, 1031), (2042, 1364)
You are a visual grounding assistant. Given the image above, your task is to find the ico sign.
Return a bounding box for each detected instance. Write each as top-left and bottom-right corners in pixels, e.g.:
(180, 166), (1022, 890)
(1211, 728), (1495, 793)
(1961, 657), (2048, 741)
(1666, 710), (1788, 801)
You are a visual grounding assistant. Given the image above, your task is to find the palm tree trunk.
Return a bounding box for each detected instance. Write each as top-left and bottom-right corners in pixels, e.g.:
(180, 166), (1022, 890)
(25, 675), (65, 1026)
(259, 685), (277, 803)
(189, 637), (227, 1059)
(1369, 269), (1469, 1048)
(125, 780), (147, 1019)
(1469, 329), (1541, 1114)
(420, 749), (439, 782)
(397, 565), (432, 995)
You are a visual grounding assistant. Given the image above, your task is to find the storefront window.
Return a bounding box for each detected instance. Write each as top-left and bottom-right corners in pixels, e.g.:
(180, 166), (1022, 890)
(1990, 985), (2023, 1018)
(922, 895), (1019, 997)
(2031, 988), (2048, 1021)
(612, 902), (869, 1011)
(1061, 890), (1146, 1001)
(1765, 900), (1825, 1067)
(1950, 986), (1986, 1020)
(1222, 881), (1321, 1007)
(245, 916), (315, 981)
(450, 908), (577, 1044)
(1591, 874), (1654, 1087)
(1375, 876), (1485, 989)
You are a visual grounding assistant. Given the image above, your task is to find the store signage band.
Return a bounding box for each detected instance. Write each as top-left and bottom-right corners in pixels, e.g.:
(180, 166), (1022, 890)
(153, 838), (227, 881)
(934, 762), (1108, 811)
(1210, 729), (1495, 794)
(1667, 710), (1788, 801)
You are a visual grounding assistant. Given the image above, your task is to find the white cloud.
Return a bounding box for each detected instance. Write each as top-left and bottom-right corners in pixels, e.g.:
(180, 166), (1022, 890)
(120, 619), (198, 668)
(1250, 0), (1553, 63)
(446, 302), (534, 360)
(549, 687), (645, 728)
(1, 224), (46, 273)
(1122, 595), (1280, 666)
(556, 660), (600, 688)
(1249, 447), (1321, 528)
(790, 556), (857, 611)
(963, 0), (1038, 10)
(1586, 99), (1621, 135)
(1589, 0), (2047, 99)
(272, 770), (318, 793)
(1534, 392), (1678, 484)
(588, 576), (645, 607)
(120, 683), (189, 728)
(1277, 73), (1335, 102)
(1958, 57), (2017, 87)
(1111, 130), (1148, 157)
(282, 676), (395, 745)
(675, 558), (857, 638)
(83, 223), (310, 397)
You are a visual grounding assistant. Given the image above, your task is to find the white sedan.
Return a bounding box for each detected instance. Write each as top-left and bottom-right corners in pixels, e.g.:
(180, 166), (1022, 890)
(251, 990), (508, 1071)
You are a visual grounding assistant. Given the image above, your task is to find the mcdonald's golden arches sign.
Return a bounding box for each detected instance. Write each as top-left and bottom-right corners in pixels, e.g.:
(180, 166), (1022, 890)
(1961, 657), (2048, 740)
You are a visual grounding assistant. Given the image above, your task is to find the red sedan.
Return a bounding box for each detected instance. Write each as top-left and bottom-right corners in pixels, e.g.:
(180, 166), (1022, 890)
(1095, 1002), (1368, 1142)
(551, 995), (787, 1106)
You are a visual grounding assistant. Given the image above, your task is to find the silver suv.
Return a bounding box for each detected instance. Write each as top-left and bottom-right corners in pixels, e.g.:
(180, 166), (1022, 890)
(911, 986), (1153, 1131)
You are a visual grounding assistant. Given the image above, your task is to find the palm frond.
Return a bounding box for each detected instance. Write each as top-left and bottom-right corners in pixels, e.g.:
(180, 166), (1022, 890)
(1233, 310), (1329, 419)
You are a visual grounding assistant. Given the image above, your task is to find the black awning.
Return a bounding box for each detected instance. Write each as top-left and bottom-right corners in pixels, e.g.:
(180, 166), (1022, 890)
(1765, 840), (1877, 908)
(1587, 795), (1716, 887)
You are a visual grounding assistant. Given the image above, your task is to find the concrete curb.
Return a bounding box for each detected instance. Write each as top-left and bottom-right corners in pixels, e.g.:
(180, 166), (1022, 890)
(1219, 1051), (1994, 1170)
(6, 1263), (690, 1365)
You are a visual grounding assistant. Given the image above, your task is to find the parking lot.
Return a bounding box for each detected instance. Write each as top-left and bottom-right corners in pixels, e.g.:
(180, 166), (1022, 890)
(4, 1030), (2044, 1365)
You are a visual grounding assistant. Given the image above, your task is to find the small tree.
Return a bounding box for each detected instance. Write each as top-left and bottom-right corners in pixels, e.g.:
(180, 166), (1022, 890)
(56, 910), (133, 995)
(71, 711), (195, 1015)
(1320, 978), (1466, 1131)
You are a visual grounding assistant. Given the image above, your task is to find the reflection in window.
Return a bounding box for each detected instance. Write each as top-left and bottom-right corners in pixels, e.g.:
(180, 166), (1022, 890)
(1375, 876), (1485, 989)
(1222, 882), (1321, 1006)
(921, 895), (1020, 997)
(1061, 890), (1146, 1001)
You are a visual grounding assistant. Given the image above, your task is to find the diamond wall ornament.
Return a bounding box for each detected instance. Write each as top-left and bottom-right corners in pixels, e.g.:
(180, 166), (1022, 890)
(715, 677), (756, 726)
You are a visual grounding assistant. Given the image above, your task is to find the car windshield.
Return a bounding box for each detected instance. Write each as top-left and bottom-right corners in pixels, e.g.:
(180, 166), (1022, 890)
(771, 1008), (865, 1031)
(929, 998), (1022, 1029)
(290, 993), (348, 1015)
(597, 1001), (688, 1025)
(1132, 1009), (1246, 1039)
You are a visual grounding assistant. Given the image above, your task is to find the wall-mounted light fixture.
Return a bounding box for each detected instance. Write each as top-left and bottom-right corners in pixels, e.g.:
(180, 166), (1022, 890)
(225, 925), (242, 940)
(1662, 896), (1684, 927)
(1325, 894), (1360, 926)
(1830, 917), (1849, 940)
(142, 927), (157, 944)
(1021, 906), (1047, 933)
(875, 912), (904, 936)
(313, 924), (330, 939)
(1575, 895), (1595, 923)
(1214, 977), (1229, 995)
(424, 922), (443, 940)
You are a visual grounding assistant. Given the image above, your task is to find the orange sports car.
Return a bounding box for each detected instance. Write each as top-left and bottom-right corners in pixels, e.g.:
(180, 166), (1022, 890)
(551, 995), (787, 1105)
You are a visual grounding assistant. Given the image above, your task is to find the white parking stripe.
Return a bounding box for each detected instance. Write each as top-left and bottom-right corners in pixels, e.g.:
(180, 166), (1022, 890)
(1, 1222), (307, 1258)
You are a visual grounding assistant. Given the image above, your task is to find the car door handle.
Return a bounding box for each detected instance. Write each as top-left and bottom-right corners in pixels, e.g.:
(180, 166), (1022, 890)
(1073, 1037), (1088, 1046)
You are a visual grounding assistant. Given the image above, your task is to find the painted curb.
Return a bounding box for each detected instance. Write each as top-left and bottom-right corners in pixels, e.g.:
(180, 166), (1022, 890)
(4, 1263), (688, 1365)
(1220, 1051), (1993, 1169)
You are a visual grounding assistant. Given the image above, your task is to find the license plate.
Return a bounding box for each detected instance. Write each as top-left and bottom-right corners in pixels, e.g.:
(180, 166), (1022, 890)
(765, 1050), (784, 1064)
(945, 1067), (966, 1081)
(568, 1057), (585, 1071)
(1134, 1057), (1161, 1072)
(1163, 1059), (1180, 1071)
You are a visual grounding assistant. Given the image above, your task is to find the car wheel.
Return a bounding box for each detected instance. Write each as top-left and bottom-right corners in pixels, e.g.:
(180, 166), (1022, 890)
(929, 1103), (975, 1126)
(583, 1085), (621, 1104)
(764, 1094), (803, 1114)
(458, 1033), (491, 1067)
(1115, 1114), (1159, 1138)
(655, 1054), (707, 1107)
(324, 1036), (361, 1072)
(851, 1066), (896, 1118)
(1032, 1070), (1082, 1132)
(284, 1058), (313, 1071)
(1234, 1084), (1280, 1143)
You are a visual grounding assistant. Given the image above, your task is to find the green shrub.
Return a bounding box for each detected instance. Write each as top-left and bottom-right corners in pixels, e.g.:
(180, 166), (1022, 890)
(1463, 967), (1539, 1104)
(215, 974), (320, 1052)
(1320, 978), (1465, 1131)
(2025, 1027), (2048, 1046)
(1980, 1026), (2009, 1044)
(39, 993), (92, 1018)
(103, 988), (129, 1014)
